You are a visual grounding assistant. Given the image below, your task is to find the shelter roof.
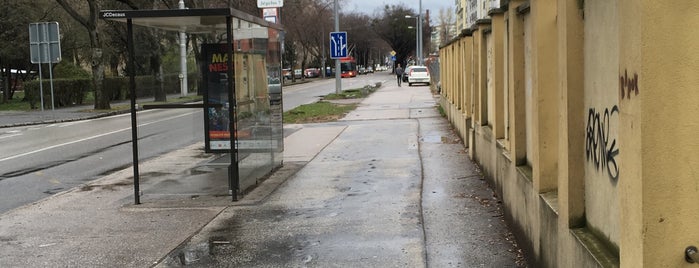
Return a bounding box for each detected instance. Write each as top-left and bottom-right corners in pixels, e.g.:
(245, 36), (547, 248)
(100, 8), (283, 34)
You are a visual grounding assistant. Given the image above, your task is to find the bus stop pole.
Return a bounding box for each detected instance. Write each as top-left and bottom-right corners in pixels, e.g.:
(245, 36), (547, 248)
(127, 19), (141, 205)
(226, 16), (239, 202)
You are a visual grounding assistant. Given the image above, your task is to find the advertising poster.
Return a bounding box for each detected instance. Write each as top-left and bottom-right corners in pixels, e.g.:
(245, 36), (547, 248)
(202, 43), (233, 153)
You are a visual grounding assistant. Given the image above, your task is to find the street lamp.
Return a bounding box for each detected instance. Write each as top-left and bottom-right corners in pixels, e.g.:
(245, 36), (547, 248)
(407, 24), (418, 65)
(405, 14), (422, 65)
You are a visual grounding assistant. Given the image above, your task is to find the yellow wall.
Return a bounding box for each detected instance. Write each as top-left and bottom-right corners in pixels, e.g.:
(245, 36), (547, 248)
(438, 0), (699, 267)
(584, 0), (620, 249)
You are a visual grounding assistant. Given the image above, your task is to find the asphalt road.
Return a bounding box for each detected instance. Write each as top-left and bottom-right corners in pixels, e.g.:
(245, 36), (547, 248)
(0, 109), (203, 213)
(282, 73), (389, 112)
(0, 73), (390, 214)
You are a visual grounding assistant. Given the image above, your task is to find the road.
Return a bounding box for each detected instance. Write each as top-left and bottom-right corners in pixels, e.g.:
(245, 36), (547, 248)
(0, 73), (390, 214)
(282, 73), (389, 112)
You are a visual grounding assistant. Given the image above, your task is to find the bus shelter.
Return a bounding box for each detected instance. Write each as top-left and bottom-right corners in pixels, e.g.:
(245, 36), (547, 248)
(100, 8), (284, 203)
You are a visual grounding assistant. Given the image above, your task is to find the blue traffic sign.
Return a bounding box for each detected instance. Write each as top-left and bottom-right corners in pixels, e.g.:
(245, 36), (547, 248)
(329, 32), (347, 59)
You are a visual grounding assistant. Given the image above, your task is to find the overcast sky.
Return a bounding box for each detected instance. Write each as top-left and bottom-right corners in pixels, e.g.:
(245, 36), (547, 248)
(345, 0), (452, 18)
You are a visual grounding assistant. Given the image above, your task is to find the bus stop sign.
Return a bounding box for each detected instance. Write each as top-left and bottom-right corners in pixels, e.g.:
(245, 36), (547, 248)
(329, 31), (347, 59)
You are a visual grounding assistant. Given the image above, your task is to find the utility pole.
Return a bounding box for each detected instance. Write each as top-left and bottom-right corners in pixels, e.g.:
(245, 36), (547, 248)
(322, 26), (326, 78)
(178, 0), (188, 97)
(418, 0), (423, 65)
(334, 0), (341, 94)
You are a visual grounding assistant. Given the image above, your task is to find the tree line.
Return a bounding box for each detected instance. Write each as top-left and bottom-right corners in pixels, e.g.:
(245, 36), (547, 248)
(0, 0), (454, 109)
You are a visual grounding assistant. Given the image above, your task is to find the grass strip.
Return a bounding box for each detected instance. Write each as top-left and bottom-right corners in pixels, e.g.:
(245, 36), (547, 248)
(283, 101), (357, 124)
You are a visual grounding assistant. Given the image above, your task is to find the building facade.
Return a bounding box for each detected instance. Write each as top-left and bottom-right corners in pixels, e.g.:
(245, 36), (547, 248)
(439, 0), (699, 267)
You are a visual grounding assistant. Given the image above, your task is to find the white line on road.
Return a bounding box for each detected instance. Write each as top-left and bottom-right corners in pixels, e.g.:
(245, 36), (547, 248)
(0, 133), (22, 140)
(0, 111), (197, 163)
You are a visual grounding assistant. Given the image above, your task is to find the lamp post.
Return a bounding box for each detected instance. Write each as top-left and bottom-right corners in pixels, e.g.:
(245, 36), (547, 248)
(405, 15), (418, 64)
(407, 23), (418, 65)
(418, 0), (422, 65)
(178, 0), (188, 97)
(405, 14), (422, 65)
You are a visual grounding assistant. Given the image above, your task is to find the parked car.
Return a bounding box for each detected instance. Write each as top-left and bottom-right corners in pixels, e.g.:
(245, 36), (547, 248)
(304, 68), (320, 78)
(282, 69), (292, 80)
(402, 66), (413, 82)
(406, 65), (430, 86)
(293, 69), (303, 79)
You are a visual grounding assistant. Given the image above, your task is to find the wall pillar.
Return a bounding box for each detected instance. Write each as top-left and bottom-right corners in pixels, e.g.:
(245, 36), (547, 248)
(530, 0), (559, 193)
(489, 9), (506, 139)
(619, 1), (699, 266)
(507, 0), (527, 165)
(556, 0), (585, 267)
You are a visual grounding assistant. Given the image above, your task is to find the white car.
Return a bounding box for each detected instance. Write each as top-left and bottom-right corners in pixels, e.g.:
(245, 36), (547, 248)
(406, 65), (430, 86)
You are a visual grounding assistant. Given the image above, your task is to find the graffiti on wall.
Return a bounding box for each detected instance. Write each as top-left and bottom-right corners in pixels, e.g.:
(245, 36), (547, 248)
(619, 69), (639, 100)
(586, 105), (620, 183)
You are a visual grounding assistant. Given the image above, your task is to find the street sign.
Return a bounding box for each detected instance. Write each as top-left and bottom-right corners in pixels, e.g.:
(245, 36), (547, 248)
(390, 50), (396, 56)
(329, 31), (347, 59)
(29, 22), (61, 64)
(257, 0), (283, 8)
(391, 56), (396, 61)
(262, 8), (278, 23)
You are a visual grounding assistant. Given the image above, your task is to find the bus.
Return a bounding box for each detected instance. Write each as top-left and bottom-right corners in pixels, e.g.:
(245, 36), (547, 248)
(340, 57), (357, 78)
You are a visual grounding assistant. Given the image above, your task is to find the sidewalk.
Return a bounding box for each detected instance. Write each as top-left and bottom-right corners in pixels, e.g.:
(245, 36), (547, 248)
(0, 82), (523, 267)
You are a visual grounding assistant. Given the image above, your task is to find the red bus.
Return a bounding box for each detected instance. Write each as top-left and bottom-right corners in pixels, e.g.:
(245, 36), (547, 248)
(340, 57), (357, 78)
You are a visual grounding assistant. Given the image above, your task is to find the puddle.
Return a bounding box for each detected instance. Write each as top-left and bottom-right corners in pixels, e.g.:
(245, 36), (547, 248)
(420, 135), (444, 143)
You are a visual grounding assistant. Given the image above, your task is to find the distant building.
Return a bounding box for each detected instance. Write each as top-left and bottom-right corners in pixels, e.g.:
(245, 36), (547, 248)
(465, 0), (500, 28)
(456, 0), (467, 31)
(431, 24), (458, 53)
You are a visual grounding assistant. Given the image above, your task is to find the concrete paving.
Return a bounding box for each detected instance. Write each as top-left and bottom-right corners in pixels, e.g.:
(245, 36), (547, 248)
(0, 80), (523, 267)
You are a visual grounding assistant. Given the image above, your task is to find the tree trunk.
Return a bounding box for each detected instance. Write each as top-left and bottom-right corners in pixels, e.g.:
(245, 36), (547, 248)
(56, 0), (110, 110)
(191, 36), (203, 96)
(154, 64), (166, 102)
(91, 47), (110, 110)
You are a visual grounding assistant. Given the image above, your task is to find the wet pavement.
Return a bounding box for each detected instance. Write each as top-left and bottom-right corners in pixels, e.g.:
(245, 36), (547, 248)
(0, 79), (523, 267)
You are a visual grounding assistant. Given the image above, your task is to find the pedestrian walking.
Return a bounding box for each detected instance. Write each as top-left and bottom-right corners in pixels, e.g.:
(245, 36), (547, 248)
(395, 64), (404, 87)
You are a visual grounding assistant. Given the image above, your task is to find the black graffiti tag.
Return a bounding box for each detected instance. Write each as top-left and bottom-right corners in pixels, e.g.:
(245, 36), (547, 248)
(586, 105), (620, 183)
(619, 70), (639, 100)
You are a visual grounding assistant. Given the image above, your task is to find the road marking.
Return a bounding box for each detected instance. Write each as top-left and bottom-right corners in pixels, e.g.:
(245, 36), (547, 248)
(57, 109), (157, 127)
(0, 111), (197, 163)
(0, 133), (22, 140)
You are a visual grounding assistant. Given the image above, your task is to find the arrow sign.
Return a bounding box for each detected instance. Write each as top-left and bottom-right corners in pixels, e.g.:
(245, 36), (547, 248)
(329, 31), (347, 59)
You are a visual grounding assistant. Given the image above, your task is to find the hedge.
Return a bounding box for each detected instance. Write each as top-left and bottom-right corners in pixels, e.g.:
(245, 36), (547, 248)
(24, 73), (200, 109)
(24, 78), (91, 109)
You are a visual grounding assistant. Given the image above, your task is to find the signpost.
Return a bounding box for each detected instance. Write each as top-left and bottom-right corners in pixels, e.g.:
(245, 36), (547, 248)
(333, 0), (341, 94)
(29, 22), (61, 111)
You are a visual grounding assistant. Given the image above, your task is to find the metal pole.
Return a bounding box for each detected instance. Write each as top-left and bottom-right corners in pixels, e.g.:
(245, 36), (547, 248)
(414, 18), (418, 65)
(322, 26), (326, 79)
(226, 16), (239, 201)
(47, 38), (55, 110)
(418, 0), (423, 65)
(34, 25), (44, 111)
(127, 19), (141, 205)
(179, 0), (188, 97)
(334, 0), (341, 94)
(43, 23), (55, 110)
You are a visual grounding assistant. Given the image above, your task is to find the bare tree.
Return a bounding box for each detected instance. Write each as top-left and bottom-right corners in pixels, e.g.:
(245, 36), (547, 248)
(56, 0), (111, 109)
(437, 7), (456, 46)
(281, 0), (335, 81)
(371, 4), (417, 68)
